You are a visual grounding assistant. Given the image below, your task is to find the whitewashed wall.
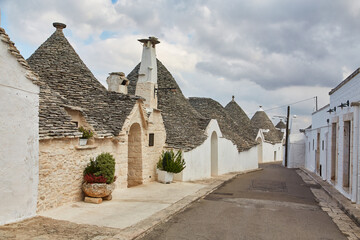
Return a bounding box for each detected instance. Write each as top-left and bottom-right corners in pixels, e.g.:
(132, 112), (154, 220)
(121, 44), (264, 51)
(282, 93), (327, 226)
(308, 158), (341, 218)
(239, 146), (259, 171)
(328, 72), (360, 202)
(176, 119), (258, 181)
(305, 130), (316, 172)
(287, 133), (305, 168)
(304, 70), (360, 203)
(305, 108), (330, 175)
(256, 130), (283, 164)
(0, 40), (39, 225)
(262, 142), (282, 163)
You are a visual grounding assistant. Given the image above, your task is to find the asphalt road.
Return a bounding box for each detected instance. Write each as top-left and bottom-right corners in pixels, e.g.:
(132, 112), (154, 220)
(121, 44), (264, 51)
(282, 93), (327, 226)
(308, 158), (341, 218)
(139, 163), (347, 240)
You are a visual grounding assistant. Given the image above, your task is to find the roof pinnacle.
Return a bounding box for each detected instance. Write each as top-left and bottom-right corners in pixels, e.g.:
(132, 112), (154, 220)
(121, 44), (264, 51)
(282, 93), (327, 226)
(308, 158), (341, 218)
(53, 22), (66, 31)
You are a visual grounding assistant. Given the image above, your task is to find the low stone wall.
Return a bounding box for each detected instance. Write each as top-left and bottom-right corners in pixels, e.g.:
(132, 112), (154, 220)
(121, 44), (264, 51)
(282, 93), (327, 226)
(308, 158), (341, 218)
(38, 138), (126, 212)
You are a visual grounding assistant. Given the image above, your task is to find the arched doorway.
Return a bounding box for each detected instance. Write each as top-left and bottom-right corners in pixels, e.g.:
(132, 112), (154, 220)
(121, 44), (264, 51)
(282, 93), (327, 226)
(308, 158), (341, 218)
(211, 131), (218, 176)
(128, 123), (142, 187)
(257, 137), (263, 163)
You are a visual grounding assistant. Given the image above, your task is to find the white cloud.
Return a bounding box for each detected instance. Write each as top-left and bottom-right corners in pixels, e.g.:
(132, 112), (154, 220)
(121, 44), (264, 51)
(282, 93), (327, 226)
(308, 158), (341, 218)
(1, 0), (359, 125)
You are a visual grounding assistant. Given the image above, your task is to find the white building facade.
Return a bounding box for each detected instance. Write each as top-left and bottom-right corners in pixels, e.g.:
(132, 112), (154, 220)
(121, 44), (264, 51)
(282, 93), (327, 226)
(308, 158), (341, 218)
(177, 119), (258, 181)
(304, 68), (360, 203)
(285, 116), (306, 168)
(0, 28), (40, 224)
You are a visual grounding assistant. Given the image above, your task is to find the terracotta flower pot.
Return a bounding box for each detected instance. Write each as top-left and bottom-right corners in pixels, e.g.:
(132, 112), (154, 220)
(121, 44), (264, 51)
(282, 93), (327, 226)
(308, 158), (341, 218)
(82, 182), (115, 198)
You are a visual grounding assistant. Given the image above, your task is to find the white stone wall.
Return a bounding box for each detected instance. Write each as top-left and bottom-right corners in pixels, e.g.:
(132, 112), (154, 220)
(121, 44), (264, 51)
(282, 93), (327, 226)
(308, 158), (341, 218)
(0, 40), (40, 224)
(175, 119), (258, 181)
(255, 130), (283, 163)
(304, 127), (329, 178)
(239, 146), (259, 171)
(328, 74), (360, 201)
(304, 71), (360, 203)
(262, 142), (282, 163)
(287, 133), (306, 168)
(305, 130), (316, 172)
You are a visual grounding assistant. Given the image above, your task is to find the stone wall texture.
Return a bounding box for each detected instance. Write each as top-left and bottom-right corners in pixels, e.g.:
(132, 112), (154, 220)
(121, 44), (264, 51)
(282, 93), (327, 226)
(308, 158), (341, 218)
(38, 103), (166, 212)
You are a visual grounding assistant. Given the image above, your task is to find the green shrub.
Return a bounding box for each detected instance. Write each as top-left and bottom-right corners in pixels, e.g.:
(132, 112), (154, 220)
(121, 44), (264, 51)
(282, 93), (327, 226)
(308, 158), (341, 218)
(84, 153), (116, 184)
(78, 126), (94, 139)
(157, 150), (185, 174)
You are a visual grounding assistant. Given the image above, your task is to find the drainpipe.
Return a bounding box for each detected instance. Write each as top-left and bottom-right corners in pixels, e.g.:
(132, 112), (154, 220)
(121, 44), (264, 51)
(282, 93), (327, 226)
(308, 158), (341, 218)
(352, 103), (360, 203)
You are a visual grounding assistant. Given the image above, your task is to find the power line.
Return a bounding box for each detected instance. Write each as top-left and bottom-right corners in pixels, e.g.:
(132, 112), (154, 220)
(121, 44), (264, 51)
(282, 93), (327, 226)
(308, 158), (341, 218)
(247, 96), (316, 116)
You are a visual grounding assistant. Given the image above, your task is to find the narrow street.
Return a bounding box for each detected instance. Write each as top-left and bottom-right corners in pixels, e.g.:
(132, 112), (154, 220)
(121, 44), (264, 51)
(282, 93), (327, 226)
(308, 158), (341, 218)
(139, 163), (348, 240)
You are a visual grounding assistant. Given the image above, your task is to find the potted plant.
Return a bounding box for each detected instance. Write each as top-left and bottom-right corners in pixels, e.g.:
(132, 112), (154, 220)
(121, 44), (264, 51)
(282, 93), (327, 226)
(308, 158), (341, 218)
(78, 126), (94, 146)
(82, 153), (116, 202)
(157, 150), (185, 184)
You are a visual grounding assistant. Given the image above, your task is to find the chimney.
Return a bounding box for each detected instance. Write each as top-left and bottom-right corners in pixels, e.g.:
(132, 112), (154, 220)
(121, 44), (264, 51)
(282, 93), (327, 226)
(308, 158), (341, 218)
(106, 72), (129, 94)
(135, 37), (160, 110)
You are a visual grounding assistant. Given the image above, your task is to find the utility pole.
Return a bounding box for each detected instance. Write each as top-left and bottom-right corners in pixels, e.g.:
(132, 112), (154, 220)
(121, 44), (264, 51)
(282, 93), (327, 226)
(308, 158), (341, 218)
(315, 96), (318, 111)
(284, 106), (290, 167)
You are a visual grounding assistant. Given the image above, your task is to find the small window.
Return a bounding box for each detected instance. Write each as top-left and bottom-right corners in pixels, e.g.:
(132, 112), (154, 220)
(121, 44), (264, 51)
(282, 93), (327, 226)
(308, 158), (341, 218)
(149, 133), (154, 146)
(72, 121), (79, 127)
(322, 140), (324, 151)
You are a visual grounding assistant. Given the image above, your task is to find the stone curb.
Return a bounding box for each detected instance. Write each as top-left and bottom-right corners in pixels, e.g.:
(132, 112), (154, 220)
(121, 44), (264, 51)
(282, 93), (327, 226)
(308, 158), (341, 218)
(114, 168), (263, 240)
(299, 167), (360, 227)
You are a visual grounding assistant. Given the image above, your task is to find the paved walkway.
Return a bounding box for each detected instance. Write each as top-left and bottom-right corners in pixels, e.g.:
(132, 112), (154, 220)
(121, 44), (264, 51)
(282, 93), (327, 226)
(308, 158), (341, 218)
(300, 167), (360, 226)
(297, 169), (360, 240)
(0, 171), (257, 240)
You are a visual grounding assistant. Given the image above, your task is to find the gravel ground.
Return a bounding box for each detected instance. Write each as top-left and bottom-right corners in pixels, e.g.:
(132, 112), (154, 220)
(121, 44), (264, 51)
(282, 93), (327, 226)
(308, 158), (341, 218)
(0, 216), (122, 240)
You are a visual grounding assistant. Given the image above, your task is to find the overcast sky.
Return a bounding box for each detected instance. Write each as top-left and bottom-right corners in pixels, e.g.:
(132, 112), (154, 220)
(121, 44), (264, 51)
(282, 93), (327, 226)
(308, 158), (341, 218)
(2, 0), (360, 128)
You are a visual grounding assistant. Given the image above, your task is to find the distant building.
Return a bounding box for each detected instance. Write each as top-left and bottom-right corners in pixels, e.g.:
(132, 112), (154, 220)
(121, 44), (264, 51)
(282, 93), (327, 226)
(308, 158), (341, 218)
(251, 107), (284, 163)
(275, 119), (286, 130)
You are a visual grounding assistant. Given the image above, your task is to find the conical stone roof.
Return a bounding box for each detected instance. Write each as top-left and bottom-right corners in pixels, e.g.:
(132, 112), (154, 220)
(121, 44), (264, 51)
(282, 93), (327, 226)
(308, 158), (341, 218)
(27, 23), (138, 138)
(0, 27), (78, 139)
(127, 60), (209, 151)
(251, 109), (283, 143)
(275, 120), (286, 129)
(189, 97), (257, 152)
(224, 97), (258, 140)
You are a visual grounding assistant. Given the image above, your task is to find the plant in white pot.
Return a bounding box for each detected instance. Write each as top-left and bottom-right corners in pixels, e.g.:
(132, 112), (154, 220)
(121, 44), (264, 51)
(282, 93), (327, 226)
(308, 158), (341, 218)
(78, 126), (94, 146)
(157, 150), (185, 184)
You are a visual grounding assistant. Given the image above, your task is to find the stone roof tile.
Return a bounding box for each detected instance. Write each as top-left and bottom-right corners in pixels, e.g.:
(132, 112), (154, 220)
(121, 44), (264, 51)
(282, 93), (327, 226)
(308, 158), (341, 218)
(0, 27), (40, 85)
(224, 99), (258, 140)
(275, 120), (286, 129)
(189, 97), (257, 152)
(27, 24), (137, 139)
(128, 60), (208, 151)
(251, 110), (283, 144)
